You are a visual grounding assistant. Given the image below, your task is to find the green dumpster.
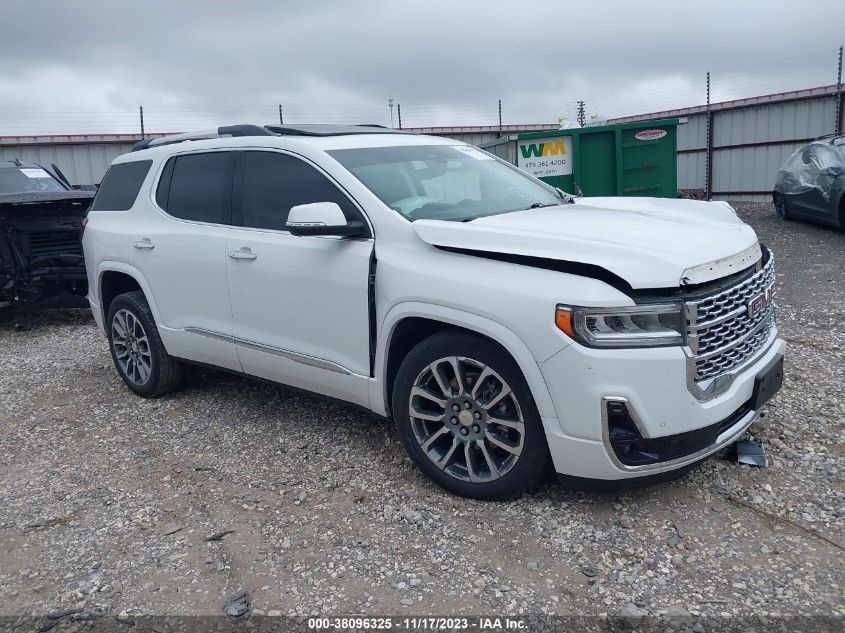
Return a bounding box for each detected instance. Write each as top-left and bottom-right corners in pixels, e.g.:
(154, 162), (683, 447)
(480, 118), (680, 198)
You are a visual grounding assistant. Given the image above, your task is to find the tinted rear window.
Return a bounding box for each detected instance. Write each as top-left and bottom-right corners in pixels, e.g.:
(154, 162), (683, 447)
(157, 152), (230, 224)
(90, 160), (152, 211)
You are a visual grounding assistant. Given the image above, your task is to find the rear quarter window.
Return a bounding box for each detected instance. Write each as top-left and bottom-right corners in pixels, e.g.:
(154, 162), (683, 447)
(155, 152), (231, 224)
(90, 160), (153, 211)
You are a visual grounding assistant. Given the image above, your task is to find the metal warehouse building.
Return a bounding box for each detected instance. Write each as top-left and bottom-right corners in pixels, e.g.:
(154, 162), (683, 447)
(0, 133), (172, 188)
(611, 84), (843, 201)
(0, 124), (555, 189)
(5, 82), (841, 202)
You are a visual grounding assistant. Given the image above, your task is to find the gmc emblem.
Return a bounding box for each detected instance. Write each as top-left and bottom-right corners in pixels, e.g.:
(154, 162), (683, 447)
(747, 284), (776, 317)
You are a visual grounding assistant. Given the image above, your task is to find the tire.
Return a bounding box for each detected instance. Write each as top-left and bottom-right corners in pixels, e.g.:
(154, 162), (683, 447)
(773, 192), (791, 220)
(106, 291), (184, 397)
(839, 196), (845, 231)
(392, 331), (552, 500)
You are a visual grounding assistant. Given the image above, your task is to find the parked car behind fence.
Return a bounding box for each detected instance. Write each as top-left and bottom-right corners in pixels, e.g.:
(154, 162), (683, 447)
(773, 134), (845, 229)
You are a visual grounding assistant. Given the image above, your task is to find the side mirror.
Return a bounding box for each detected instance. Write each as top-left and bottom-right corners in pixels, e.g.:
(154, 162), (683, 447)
(286, 202), (366, 237)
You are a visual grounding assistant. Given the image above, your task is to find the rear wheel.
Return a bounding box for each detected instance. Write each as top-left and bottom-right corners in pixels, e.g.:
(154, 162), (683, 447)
(392, 332), (551, 500)
(107, 291), (184, 397)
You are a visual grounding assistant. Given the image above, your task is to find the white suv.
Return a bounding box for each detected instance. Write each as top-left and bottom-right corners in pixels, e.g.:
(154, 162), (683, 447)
(82, 124), (784, 500)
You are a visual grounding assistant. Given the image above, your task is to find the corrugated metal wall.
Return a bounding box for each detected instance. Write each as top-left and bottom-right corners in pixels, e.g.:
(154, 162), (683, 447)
(712, 98), (834, 145)
(677, 114), (707, 190)
(0, 126), (555, 187)
(712, 143), (805, 197)
(611, 85), (844, 201)
(3, 89), (841, 200)
(709, 98), (835, 199)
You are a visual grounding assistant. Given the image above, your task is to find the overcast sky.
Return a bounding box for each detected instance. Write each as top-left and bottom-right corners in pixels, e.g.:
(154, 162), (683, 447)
(0, 1), (842, 134)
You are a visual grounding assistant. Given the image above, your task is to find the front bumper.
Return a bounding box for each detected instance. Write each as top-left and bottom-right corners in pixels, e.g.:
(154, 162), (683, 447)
(538, 328), (785, 480)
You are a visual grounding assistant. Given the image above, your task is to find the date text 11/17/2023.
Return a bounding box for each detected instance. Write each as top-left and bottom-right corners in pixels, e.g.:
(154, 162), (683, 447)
(306, 616), (527, 630)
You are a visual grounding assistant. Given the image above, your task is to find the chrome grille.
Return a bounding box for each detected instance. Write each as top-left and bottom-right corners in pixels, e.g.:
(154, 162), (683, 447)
(686, 252), (776, 382)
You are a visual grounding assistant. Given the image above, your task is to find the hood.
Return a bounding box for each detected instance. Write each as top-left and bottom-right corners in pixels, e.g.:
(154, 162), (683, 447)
(412, 197), (761, 289)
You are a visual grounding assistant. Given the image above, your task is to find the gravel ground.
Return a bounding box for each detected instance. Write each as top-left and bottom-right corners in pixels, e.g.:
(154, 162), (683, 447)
(0, 202), (842, 626)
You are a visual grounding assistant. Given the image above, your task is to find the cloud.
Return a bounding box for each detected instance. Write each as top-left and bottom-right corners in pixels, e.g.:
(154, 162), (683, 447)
(0, 0), (841, 133)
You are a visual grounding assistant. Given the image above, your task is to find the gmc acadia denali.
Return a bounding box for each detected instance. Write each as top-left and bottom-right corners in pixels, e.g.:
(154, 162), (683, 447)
(82, 124), (784, 500)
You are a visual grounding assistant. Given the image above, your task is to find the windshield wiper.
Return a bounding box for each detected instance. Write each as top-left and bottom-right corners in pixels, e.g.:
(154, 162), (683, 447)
(527, 202), (556, 209)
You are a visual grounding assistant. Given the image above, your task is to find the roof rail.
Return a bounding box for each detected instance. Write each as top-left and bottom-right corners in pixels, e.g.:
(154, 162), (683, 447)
(131, 125), (275, 152)
(263, 123), (407, 137)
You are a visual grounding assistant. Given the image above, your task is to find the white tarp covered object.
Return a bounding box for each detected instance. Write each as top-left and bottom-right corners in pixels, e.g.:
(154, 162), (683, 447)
(775, 139), (845, 202)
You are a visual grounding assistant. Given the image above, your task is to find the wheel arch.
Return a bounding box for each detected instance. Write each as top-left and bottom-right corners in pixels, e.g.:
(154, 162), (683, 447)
(96, 262), (162, 327)
(374, 302), (557, 421)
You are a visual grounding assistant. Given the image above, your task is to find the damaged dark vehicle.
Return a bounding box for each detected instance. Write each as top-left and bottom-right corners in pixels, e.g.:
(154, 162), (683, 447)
(773, 133), (845, 229)
(0, 160), (92, 312)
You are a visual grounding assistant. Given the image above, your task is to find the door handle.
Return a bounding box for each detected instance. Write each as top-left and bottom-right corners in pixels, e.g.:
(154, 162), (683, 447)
(228, 248), (258, 261)
(132, 238), (155, 250)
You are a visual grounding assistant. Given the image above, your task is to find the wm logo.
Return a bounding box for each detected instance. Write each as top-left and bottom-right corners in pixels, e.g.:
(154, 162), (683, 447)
(520, 142), (567, 159)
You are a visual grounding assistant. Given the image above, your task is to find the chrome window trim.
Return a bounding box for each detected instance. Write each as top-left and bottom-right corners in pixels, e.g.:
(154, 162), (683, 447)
(145, 146), (376, 239)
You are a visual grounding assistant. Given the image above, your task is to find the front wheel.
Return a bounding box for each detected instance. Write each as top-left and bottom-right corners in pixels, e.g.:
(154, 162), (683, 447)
(107, 291), (184, 397)
(392, 332), (552, 500)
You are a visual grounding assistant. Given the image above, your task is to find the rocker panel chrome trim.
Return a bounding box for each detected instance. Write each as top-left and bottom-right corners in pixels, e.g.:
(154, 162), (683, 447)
(184, 327), (353, 375)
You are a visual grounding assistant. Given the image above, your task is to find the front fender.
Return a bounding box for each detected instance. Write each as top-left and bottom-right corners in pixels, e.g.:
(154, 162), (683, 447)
(370, 301), (559, 422)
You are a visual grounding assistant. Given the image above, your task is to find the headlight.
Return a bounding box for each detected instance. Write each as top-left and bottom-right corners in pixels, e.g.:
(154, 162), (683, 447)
(555, 303), (685, 348)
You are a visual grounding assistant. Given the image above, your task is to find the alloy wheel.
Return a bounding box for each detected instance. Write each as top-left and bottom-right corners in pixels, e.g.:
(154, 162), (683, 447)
(408, 356), (525, 482)
(111, 308), (152, 386)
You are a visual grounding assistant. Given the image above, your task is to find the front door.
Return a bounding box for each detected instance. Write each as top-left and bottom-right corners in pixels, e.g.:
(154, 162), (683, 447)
(225, 150), (374, 405)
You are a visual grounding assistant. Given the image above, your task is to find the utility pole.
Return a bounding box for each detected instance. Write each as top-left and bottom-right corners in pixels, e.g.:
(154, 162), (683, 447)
(705, 71), (713, 201)
(139, 105), (145, 139)
(279, 104), (284, 125)
(397, 103), (402, 130)
(388, 98), (394, 128)
(576, 101), (586, 128)
(835, 45), (843, 134)
(498, 99), (502, 137)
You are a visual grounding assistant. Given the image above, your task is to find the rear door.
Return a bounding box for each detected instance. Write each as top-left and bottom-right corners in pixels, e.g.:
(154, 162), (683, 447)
(225, 150), (373, 405)
(135, 150), (240, 370)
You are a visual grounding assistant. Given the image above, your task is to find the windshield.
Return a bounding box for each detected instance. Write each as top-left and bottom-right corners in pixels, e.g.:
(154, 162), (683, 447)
(0, 166), (66, 195)
(328, 145), (564, 221)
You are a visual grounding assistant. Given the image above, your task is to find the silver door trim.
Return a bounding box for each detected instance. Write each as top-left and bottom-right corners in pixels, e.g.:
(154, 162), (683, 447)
(184, 327), (353, 375)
